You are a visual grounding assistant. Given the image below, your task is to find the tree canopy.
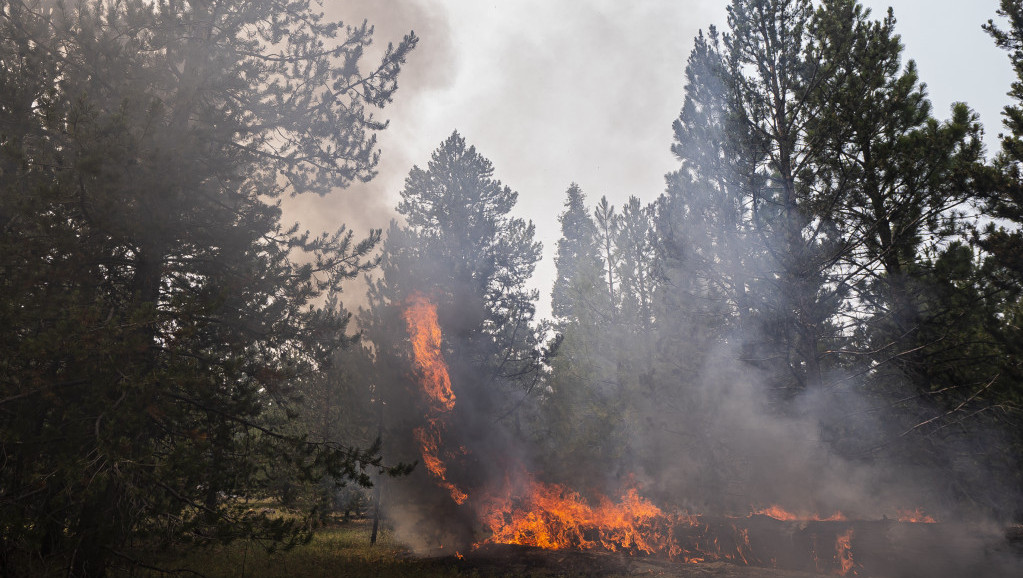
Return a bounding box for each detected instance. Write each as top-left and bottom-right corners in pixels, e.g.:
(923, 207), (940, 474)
(0, 0), (415, 574)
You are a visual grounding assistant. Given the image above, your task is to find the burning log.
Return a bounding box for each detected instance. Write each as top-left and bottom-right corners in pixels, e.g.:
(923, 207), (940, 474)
(668, 516), (1017, 577)
(467, 517), (1018, 577)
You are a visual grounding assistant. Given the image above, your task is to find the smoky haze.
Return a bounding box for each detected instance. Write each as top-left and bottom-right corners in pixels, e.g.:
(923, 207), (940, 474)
(340, 4), (1023, 577)
(281, 1), (728, 317)
(285, 1), (1012, 322)
(280, 0), (455, 311)
(274, 1), (1023, 575)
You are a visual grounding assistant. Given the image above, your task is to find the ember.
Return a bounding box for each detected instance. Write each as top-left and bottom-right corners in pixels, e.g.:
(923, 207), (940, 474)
(896, 508), (936, 524)
(754, 505), (847, 522)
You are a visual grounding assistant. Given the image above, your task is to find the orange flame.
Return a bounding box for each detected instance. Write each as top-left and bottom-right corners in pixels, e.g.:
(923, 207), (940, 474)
(896, 508), (936, 523)
(401, 295), (935, 572)
(413, 423), (468, 504)
(834, 528), (855, 576)
(476, 473), (766, 565)
(754, 505), (847, 522)
(403, 293), (456, 411)
(403, 293), (467, 504)
(477, 475), (678, 555)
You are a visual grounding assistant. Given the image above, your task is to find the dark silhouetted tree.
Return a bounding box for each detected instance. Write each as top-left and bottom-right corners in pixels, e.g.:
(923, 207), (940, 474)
(0, 1), (415, 574)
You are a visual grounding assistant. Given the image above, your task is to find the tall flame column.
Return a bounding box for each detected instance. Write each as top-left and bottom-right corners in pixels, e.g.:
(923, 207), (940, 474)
(403, 293), (467, 504)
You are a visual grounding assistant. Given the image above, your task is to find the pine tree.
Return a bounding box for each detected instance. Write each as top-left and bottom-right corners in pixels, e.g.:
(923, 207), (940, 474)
(616, 196), (658, 337)
(551, 183), (603, 323)
(659, 0), (844, 396)
(725, 0), (853, 394)
(0, 1), (415, 574)
(389, 132), (545, 397)
(657, 26), (758, 365)
(654, 0), (1014, 513)
(985, 1), (1023, 269)
(593, 195), (622, 315)
(810, 1), (985, 389)
(540, 185), (622, 487)
(359, 132), (547, 543)
(979, 0), (1023, 514)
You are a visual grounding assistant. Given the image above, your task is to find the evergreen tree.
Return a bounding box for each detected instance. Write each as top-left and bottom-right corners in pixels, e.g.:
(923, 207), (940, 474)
(656, 26), (758, 367)
(540, 185), (621, 487)
(650, 0), (1016, 514)
(802, 5), (1006, 499)
(659, 0), (986, 397)
(980, 0), (1023, 515)
(985, 1), (1023, 276)
(593, 195), (622, 315)
(983, 0), (1023, 377)
(661, 0), (844, 397)
(359, 132), (547, 543)
(810, 1), (985, 388)
(551, 183), (603, 323)
(390, 132), (545, 398)
(725, 0), (853, 394)
(0, 1), (415, 574)
(616, 196), (659, 337)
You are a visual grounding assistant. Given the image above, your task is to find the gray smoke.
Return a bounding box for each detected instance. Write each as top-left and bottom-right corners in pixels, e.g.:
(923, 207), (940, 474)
(297, 3), (1021, 574)
(280, 1), (456, 310)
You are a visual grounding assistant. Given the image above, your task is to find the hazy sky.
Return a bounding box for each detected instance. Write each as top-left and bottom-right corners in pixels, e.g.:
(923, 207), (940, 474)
(291, 1), (1016, 319)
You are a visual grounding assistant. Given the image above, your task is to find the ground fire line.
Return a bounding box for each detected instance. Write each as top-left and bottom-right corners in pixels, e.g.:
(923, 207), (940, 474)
(401, 293), (945, 576)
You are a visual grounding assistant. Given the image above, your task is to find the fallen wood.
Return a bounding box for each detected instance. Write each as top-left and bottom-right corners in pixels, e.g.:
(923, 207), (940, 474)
(669, 516), (1021, 576)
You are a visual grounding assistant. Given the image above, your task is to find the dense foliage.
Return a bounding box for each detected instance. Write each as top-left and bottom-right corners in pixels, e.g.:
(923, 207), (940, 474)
(356, 132), (550, 546)
(541, 0), (1023, 515)
(0, 0), (414, 575)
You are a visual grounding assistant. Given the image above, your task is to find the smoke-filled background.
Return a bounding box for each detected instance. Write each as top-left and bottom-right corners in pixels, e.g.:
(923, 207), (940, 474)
(287, 0), (1013, 317)
(328, 2), (1023, 575)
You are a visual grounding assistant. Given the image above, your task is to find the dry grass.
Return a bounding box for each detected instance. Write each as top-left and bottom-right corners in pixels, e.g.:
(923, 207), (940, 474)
(123, 520), (828, 577)
(128, 521), (489, 578)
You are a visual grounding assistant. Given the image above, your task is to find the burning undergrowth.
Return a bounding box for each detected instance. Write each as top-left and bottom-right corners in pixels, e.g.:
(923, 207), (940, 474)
(375, 292), (1021, 576)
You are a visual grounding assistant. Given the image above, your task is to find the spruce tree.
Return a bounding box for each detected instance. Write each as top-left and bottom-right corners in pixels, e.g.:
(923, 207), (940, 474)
(551, 183), (603, 323)
(540, 185), (622, 487)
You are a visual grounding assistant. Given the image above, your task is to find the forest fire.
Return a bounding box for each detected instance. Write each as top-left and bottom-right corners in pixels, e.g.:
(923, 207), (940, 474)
(753, 505), (847, 522)
(402, 295), (948, 576)
(835, 529), (855, 576)
(475, 474), (680, 556)
(402, 293), (456, 411)
(403, 293), (467, 504)
(896, 508), (937, 524)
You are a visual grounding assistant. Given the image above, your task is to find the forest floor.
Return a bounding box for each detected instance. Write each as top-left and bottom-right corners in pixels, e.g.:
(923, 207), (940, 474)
(133, 518), (1023, 577)
(131, 519), (830, 578)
